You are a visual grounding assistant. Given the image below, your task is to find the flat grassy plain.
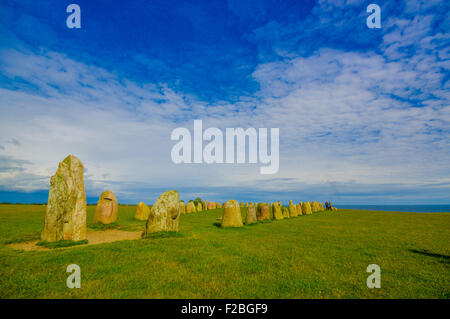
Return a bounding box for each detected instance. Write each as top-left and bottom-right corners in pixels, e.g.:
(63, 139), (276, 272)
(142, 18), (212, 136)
(0, 204), (449, 298)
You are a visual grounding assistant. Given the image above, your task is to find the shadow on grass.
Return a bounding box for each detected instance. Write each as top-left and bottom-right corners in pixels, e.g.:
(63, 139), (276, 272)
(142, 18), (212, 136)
(37, 239), (88, 249)
(142, 231), (185, 240)
(213, 219), (273, 228)
(88, 222), (121, 231)
(4, 232), (41, 244)
(409, 249), (450, 264)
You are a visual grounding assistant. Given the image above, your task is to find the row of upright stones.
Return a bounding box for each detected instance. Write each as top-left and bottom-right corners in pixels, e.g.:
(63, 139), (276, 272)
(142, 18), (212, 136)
(41, 155), (181, 242)
(220, 199), (331, 228)
(42, 154), (335, 240)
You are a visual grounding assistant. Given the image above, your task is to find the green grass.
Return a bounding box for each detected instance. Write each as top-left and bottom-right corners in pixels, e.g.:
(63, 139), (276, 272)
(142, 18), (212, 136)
(0, 204), (449, 298)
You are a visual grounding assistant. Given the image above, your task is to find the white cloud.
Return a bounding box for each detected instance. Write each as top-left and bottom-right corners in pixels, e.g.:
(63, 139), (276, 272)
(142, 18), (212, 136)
(0, 1), (449, 203)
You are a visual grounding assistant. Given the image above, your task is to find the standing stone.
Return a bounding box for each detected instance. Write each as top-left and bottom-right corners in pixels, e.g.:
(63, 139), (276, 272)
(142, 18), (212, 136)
(197, 201), (203, 212)
(135, 202), (151, 220)
(273, 204), (283, 220)
(216, 202), (222, 209)
(289, 203), (297, 217)
(203, 201), (208, 210)
(221, 200), (243, 227)
(93, 190), (118, 224)
(302, 202), (313, 215)
(41, 155), (87, 242)
(179, 201), (186, 214)
(245, 205), (257, 224)
(296, 204), (302, 216)
(145, 190), (180, 235)
(310, 201), (318, 213)
(282, 206), (290, 218)
(257, 203), (270, 221)
(186, 201), (196, 213)
(208, 201), (215, 210)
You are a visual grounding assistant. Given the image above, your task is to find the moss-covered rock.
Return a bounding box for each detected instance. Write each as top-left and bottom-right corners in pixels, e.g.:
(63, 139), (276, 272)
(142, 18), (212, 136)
(41, 155), (87, 242)
(302, 202), (312, 215)
(145, 190), (180, 234)
(282, 206), (290, 218)
(186, 201), (196, 213)
(135, 202), (151, 220)
(288, 203), (297, 217)
(273, 204), (283, 220)
(245, 205), (257, 224)
(221, 200), (243, 227)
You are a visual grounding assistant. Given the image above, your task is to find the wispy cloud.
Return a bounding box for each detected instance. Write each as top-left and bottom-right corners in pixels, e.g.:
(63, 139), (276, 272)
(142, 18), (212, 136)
(0, 0), (449, 204)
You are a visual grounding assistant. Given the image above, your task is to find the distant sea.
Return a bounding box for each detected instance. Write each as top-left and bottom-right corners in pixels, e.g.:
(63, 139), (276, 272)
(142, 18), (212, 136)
(338, 205), (450, 213)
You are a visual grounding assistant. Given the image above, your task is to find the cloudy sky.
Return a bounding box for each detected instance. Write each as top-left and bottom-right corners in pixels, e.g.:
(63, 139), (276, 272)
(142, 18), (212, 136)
(0, 0), (449, 204)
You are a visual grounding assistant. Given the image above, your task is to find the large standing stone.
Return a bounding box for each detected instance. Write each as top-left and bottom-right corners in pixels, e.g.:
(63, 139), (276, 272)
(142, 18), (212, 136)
(221, 200), (243, 227)
(196, 201), (203, 212)
(41, 155), (87, 242)
(273, 204), (283, 220)
(216, 202), (222, 209)
(245, 205), (257, 224)
(135, 202), (151, 220)
(203, 201), (208, 210)
(288, 203), (297, 217)
(257, 203), (270, 221)
(145, 190), (180, 235)
(302, 202), (312, 215)
(93, 190), (118, 224)
(208, 201), (216, 210)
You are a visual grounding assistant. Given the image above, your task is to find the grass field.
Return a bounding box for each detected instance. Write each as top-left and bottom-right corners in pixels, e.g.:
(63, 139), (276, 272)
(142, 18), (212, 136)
(0, 204), (449, 298)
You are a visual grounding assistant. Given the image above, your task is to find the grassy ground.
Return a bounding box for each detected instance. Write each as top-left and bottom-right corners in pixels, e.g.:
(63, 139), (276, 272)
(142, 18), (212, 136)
(0, 204), (449, 298)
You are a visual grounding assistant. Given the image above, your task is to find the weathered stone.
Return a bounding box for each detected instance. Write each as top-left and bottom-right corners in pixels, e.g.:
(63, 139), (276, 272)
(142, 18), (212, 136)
(302, 202), (312, 215)
(273, 204), (283, 220)
(186, 201), (196, 213)
(216, 202), (222, 209)
(179, 201), (186, 214)
(135, 202), (151, 220)
(208, 201), (216, 210)
(203, 201), (207, 210)
(245, 205), (257, 224)
(93, 190), (118, 224)
(41, 155), (87, 242)
(295, 204), (301, 215)
(145, 190), (180, 234)
(196, 201), (203, 212)
(257, 203), (270, 221)
(288, 203), (297, 217)
(311, 201), (320, 213)
(221, 200), (243, 227)
(282, 206), (290, 218)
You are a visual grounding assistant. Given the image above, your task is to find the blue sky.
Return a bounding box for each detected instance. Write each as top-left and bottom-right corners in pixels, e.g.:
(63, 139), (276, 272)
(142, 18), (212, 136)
(0, 0), (449, 204)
